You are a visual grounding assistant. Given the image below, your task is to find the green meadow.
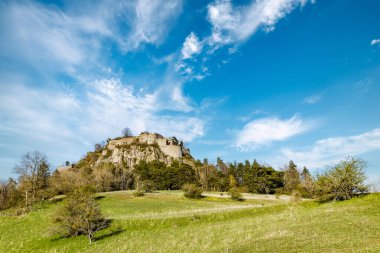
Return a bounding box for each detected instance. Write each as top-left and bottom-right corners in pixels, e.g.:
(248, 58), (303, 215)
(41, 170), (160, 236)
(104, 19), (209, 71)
(0, 191), (379, 252)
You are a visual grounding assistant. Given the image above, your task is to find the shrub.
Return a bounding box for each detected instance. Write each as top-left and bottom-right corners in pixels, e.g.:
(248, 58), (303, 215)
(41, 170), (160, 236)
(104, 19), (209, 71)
(316, 157), (369, 202)
(51, 189), (109, 244)
(182, 183), (203, 199)
(291, 190), (302, 202)
(228, 187), (243, 201)
(133, 190), (145, 197)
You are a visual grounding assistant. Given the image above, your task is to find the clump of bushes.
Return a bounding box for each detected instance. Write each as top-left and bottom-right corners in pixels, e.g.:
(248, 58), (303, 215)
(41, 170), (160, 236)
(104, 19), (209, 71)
(228, 187), (244, 201)
(182, 183), (203, 199)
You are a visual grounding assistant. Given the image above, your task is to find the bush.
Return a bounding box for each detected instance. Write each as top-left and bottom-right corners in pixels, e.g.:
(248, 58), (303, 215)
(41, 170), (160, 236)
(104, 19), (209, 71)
(228, 187), (243, 201)
(182, 183), (203, 199)
(51, 189), (109, 244)
(291, 190), (302, 202)
(133, 190), (145, 197)
(316, 157), (369, 202)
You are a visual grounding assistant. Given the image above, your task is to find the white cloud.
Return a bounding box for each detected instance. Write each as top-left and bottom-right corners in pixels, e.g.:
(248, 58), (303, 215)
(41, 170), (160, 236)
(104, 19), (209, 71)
(207, 0), (313, 46)
(0, 0), (182, 73)
(303, 94), (322, 104)
(370, 39), (380, 46)
(124, 0), (183, 51)
(280, 128), (380, 169)
(235, 115), (312, 148)
(176, 0), (313, 80)
(0, 79), (204, 170)
(181, 32), (202, 59)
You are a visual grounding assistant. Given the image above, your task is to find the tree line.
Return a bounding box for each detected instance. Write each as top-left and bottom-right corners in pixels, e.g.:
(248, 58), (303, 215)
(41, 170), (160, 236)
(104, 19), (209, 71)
(0, 150), (370, 212)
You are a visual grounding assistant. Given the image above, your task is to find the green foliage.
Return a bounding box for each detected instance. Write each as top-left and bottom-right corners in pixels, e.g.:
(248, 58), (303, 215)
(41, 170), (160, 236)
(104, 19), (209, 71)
(182, 183), (203, 199)
(283, 160), (300, 193)
(0, 178), (22, 210)
(316, 157), (369, 202)
(51, 188), (109, 244)
(228, 187), (243, 201)
(142, 180), (155, 193)
(242, 160), (284, 194)
(134, 160), (197, 190)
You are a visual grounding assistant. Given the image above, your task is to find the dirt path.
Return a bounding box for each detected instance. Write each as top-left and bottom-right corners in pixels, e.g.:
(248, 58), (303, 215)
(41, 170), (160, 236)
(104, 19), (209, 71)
(203, 192), (293, 201)
(113, 204), (262, 220)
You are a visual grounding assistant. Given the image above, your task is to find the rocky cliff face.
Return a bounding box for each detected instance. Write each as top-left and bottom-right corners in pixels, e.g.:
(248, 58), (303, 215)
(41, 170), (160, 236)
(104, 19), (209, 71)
(76, 132), (194, 170)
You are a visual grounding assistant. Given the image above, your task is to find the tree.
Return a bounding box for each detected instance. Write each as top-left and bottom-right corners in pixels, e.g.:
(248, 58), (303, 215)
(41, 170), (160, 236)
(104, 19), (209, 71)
(94, 143), (102, 151)
(283, 160), (300, 193)
(65, 161), (70, 166)
(0, 178), (22, 210)
(300, 167), (316, 198)
(316, 157), (369, 202)
(52, 188), (109, 244)
(122, 127), (132, 137)
(14, 151), (50, 205)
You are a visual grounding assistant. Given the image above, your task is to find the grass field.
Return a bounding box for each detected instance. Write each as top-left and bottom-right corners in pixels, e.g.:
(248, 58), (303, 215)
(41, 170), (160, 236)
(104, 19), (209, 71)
(0, 191), (379, 252)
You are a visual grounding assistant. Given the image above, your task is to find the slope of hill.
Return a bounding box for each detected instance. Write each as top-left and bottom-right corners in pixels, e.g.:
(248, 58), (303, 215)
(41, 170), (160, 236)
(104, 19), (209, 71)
(0, 192), (379, 252)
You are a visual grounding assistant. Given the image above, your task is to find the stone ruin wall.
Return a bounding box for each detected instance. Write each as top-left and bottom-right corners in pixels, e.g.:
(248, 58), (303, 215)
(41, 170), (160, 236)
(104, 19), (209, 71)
(106, 132), (187, 159)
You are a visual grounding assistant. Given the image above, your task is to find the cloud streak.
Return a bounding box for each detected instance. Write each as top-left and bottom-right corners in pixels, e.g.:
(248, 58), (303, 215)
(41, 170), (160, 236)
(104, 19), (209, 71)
(235, 115), (313, 149)
(370, 39), (380, 46)
(280, 128), (380, 169)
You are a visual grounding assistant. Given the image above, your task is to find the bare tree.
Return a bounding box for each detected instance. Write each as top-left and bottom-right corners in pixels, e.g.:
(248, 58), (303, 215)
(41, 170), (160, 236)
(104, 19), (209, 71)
(14, 151), (50, 205)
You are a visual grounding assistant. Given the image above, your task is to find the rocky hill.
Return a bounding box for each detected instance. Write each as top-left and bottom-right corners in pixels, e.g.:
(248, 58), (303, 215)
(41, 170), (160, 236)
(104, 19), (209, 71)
(74, 132), (194, 170)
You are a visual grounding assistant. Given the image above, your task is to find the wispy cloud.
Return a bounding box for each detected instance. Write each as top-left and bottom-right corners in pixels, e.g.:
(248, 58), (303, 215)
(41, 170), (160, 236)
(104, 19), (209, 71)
(235, 115), (314, 149)
(303, 94), (322, 104)
(280, 128), (380, 170)
(0, 0), (182, 74)
(207, 0), (313, 46)
(176, 0), (314, 79)
(123, 0), (183, 51)
(370, 38), (380, 46)
(0, 78), (205, 167)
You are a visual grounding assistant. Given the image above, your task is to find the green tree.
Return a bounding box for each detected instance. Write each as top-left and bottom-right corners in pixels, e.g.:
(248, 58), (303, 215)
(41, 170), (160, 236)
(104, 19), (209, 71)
(52, 188), (109, 244)
(316, 157), (369, 202)
(283, 160), (300, 193)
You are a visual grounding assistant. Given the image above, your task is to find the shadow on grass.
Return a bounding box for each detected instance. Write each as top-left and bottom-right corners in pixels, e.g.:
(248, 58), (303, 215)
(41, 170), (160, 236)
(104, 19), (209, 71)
(95, 224), (125, 242)
(94, 195), (106, 200)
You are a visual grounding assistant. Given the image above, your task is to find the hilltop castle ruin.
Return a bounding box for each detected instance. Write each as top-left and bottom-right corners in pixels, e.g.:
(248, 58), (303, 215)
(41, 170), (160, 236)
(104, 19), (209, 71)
(105, 132), (190, 159)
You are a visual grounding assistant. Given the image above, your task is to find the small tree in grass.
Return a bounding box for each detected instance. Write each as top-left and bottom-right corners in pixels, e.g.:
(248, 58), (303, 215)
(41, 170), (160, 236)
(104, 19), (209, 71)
(51, 187), (109, 244)
(228, 187), (243, 201)
(182, 183), (203, 199)
(316, 157), (369, 202)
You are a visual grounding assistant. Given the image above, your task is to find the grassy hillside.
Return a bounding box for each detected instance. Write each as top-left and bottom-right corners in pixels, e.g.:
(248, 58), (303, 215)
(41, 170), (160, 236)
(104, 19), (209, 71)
(0, 191), (379, 252)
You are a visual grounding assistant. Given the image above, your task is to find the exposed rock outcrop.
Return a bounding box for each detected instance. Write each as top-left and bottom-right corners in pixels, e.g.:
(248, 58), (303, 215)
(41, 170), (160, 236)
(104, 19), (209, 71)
(75, 132), (194, 170)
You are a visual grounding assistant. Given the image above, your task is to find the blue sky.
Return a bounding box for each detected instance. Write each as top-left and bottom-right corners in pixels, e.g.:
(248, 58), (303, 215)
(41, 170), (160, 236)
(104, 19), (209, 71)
(0, 0), (379, 181)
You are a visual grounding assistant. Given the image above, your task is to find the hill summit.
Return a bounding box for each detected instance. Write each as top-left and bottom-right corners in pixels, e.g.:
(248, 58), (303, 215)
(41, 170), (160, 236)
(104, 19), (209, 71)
(75, 132), (194, 170)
